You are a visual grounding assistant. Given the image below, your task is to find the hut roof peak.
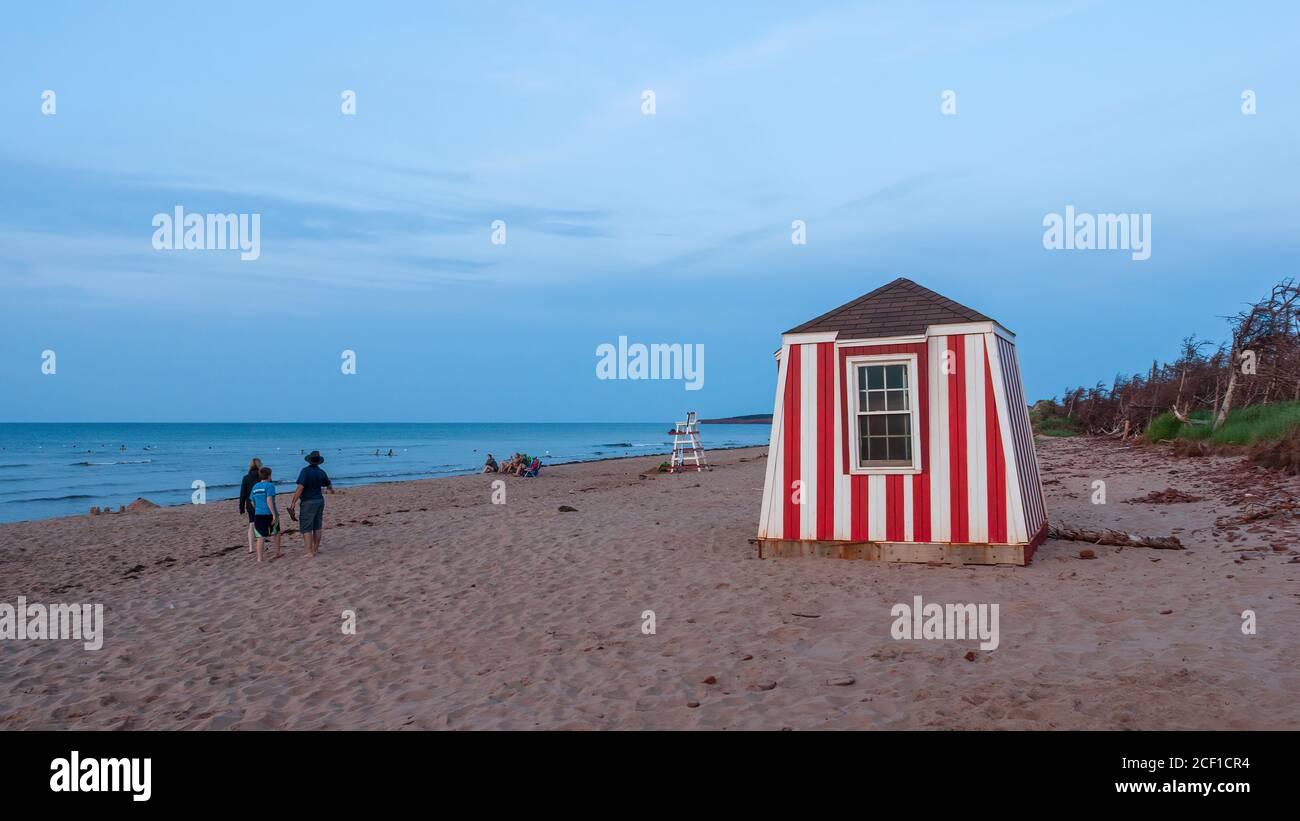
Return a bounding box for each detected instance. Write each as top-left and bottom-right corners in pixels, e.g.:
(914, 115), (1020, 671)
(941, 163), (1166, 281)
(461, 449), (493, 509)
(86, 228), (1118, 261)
(785, 277), (995, 339)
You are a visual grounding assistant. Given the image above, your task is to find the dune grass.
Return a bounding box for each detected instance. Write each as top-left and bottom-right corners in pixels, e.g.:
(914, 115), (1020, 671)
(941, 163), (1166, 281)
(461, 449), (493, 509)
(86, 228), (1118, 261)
(1034, 415), (1081, 437)
(1029, 404), (1080, 437)
(1145, 400), (1300, 445)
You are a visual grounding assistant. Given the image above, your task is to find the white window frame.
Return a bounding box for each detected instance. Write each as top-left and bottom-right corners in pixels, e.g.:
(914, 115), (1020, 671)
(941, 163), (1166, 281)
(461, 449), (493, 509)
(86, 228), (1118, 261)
(845, 352), (922, 475)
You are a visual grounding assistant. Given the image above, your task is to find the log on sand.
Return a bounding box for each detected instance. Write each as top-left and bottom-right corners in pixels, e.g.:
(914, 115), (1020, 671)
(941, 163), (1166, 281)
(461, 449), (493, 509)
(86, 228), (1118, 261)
(1047, 524), (1185, 550)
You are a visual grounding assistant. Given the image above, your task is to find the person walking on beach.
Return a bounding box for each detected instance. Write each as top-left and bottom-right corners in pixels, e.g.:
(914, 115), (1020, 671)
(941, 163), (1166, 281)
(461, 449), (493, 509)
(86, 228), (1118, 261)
(288, 450), (334, 557)
(248, 466), (282, 563)
(238, 457), (263, 554)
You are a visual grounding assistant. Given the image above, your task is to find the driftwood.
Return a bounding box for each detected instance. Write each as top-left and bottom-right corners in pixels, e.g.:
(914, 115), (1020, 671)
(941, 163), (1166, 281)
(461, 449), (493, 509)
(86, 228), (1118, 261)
(1048, 524), (1185, 550)
(1225, 501), (1298, 523)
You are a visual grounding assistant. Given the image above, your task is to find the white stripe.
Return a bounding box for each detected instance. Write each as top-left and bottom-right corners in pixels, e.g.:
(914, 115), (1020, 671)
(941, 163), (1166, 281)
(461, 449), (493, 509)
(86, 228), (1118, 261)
(965, 335), (989, 543)
(839, 474), (852, 540)
(1005, 342), (1046, 533)
(988, 336), (1029, 543)
(903, 477), (914, 542)
(832, 349), (852, 540)
(1007, 342), (1041, 533)
(759, 346), (790, 539)
(868, 475), (887, 541)
(929, 336), (951, 542)
(1007, 474), (1017, 544)
(800, 344), (817, 540)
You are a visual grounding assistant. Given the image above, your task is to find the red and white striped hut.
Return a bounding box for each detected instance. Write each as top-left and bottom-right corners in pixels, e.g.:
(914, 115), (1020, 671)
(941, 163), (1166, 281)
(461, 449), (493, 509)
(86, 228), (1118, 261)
(757, 278), (1047, 566)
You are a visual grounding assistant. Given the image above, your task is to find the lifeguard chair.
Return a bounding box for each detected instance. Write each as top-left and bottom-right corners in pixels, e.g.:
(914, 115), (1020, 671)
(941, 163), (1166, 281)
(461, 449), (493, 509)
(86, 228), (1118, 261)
(667, 411), (708, 473)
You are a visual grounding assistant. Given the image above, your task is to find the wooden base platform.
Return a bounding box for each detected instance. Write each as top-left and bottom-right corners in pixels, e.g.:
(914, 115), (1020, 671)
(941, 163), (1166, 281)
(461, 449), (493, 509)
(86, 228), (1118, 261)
(757, 526), (1047, 567)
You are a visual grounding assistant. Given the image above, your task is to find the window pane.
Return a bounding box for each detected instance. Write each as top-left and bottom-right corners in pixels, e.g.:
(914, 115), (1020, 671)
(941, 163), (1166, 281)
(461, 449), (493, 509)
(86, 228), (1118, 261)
(886, 364), (907, 389)
(888, 437), (911, 461)
(875, 437), (896, 461)
(866, 366), (884, 390)
(886, 414), (910, 436)
(853, 361), (916, 468)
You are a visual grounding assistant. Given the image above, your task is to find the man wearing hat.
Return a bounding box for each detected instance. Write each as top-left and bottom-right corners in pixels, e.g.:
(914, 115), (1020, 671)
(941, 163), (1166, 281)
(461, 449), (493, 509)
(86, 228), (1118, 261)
(288, 450), (334, 557)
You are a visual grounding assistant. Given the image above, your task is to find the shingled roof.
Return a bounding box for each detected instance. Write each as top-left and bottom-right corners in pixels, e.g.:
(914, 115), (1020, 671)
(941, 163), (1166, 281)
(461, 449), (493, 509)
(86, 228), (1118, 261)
(784, 278), (995, 340)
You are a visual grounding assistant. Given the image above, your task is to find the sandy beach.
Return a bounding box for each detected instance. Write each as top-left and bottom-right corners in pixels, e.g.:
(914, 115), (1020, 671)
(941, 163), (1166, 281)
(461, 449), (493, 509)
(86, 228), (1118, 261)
(1, 438), (1296, 730)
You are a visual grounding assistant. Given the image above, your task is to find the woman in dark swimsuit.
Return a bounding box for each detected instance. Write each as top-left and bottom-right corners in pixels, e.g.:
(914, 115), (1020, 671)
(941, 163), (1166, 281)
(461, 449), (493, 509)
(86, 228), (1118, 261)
(238, 457), (263, 554)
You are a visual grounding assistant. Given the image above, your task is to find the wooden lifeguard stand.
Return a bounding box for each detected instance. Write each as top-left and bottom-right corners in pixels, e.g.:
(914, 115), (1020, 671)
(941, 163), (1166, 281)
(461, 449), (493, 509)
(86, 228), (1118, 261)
(667, 411), (708, 473)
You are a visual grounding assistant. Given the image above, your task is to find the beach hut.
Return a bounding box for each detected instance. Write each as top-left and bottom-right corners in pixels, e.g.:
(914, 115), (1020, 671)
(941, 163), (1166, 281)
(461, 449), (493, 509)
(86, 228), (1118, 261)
(757, 278), (1047, 566)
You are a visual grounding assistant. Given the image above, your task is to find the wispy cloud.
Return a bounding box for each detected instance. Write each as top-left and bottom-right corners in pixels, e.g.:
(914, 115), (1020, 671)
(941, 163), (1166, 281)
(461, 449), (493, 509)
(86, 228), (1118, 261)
(640, 173), (949, 275)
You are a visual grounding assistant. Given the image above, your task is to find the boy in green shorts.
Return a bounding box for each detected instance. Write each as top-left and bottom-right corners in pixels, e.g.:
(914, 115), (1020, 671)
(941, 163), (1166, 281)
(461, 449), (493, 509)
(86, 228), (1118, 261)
(248, 466), (282, 563)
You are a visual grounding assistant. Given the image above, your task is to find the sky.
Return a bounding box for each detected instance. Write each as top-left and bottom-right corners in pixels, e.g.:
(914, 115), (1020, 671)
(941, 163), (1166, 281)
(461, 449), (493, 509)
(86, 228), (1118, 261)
(2, 0), (1298, 422)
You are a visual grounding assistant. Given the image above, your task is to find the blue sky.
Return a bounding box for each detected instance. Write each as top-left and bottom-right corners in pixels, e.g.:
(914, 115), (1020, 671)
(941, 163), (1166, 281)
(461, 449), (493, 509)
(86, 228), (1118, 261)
(2, 1), (1298, 421)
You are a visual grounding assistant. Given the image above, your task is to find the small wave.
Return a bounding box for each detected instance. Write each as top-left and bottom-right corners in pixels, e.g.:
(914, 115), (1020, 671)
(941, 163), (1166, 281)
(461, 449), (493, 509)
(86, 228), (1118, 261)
(24, 493), (97, 502)
(0, 463), (33, 470)
(72, 459), (153, 466)
(598, 442), (634, 447)
(334, 468), (468, 482)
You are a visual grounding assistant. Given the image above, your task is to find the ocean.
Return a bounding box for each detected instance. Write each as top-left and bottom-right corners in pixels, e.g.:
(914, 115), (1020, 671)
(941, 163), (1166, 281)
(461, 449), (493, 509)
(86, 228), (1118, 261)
(0, 422), (771, 524)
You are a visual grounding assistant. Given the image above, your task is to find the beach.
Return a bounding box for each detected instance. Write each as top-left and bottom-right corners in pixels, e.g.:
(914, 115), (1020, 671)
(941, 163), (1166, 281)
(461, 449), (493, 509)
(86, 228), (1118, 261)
(0, 437), (1296, 730)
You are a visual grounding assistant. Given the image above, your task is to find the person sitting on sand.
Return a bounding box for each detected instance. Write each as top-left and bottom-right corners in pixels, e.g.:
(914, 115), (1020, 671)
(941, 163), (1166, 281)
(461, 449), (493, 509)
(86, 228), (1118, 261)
(239, 457), (263, 554)
(482, 453), (498, 473)
(288, 450), (334, 558)
(248, 466), (282, 563)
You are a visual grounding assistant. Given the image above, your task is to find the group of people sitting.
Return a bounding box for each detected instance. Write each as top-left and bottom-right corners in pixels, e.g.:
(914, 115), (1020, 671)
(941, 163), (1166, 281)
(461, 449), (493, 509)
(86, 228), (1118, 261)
(482, 452), (542, 477)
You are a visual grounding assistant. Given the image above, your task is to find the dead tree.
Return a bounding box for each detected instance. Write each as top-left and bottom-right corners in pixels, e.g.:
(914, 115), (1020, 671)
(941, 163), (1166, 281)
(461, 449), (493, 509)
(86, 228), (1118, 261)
(1215, 279), (1300, 430)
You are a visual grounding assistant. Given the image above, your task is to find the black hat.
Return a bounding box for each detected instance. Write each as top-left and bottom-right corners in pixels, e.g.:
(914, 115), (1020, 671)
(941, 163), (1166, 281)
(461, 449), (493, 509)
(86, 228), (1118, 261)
(304, 450), (325, 464)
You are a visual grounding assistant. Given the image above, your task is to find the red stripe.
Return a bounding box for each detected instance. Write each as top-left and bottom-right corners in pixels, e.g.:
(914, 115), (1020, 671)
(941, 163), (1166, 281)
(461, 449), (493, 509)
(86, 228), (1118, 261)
(840, 348), (852, 477)
(838, 342), (928, 476)
(948, 336), (968, 543)
(836, 341), (931, 543)
(851, 475), (869, 540)
(912, 474), (930, 541)
(782, 347), (801, 539)
(912, 341), (931, 541)
(885, 475), (904, 541)
(984, 343), (1007, 543)
(816, 343), (834, 539)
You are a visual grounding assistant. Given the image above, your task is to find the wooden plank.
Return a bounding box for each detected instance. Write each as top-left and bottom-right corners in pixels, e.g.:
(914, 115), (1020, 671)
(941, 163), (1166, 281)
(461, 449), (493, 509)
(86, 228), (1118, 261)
(756, 539), (1028, 566)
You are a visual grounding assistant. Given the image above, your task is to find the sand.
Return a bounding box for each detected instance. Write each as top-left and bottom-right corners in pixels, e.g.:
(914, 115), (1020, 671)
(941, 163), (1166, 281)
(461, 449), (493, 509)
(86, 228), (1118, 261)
(1, 438), (1297, 730)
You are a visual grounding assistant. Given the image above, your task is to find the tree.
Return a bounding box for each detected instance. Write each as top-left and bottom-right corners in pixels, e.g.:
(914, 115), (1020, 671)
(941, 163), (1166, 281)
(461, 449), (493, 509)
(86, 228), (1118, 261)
(1215, 279), (1300, 430)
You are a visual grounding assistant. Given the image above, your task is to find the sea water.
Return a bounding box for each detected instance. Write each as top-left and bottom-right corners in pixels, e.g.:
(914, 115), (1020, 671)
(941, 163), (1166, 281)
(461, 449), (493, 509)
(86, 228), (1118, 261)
(0, 422), (770, 523)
